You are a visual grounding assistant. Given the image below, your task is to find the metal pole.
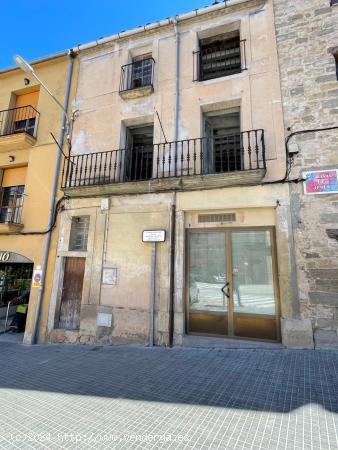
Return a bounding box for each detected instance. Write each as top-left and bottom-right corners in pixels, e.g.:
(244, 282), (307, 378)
(149, 242), (157, 347)
(30, 52), (75, 344)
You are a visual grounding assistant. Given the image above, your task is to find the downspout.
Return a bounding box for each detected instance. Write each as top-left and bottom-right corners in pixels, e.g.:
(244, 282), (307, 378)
(30, 51), (76, 345)
(168, 18), (179, 347)
(173, 17), (180, 143)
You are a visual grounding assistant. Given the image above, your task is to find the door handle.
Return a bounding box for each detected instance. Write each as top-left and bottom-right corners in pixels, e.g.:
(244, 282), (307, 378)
(221, 282), (230, 298)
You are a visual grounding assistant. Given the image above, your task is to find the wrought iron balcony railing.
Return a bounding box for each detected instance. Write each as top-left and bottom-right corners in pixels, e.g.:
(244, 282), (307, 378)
(193, 39), (247, 82)
(0, 186), (24, 225)
(0, 106), (39, 139)
(62, 130), (265, 189)
(119, 58), (155, 92)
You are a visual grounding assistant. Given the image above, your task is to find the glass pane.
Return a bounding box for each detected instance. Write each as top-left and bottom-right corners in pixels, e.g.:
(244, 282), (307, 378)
(231, 230), (275, 315)
(69, 216), (90, 251)
(189, 232), (227, 312)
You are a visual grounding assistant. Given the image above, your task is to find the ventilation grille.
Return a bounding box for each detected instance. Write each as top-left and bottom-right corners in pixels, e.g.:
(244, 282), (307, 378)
(198, 213), (236, 223)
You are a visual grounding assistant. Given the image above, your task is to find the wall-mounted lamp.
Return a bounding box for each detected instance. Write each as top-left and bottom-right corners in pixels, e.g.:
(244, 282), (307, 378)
(8, 156), (15, 162)
(24, 78), (30, 86)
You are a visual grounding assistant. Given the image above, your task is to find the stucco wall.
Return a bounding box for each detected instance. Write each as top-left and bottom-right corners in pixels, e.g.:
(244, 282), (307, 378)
(49, 0), (298, 347)
(0, 56), (79, 344)
(49, 194), (173, 345)
(71, 0), (285, 181)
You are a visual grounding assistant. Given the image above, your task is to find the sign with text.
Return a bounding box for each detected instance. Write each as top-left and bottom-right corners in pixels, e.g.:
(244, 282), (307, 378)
(32, 269), (43, 287)
(304, 169), (338, 195)
(0, 252), (32, 264)
(142, 230), (166, 242)
(0, 252), (10, 262)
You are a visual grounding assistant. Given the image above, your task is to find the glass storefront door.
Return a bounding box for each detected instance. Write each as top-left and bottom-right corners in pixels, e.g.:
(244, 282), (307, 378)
(188, 232), (229, 335)
(187, 228), (279, 341)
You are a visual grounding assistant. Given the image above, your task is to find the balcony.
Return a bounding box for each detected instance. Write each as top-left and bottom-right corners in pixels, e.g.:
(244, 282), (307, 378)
(193, 39), (247, 82)
(0, 106), (39, 151)
(62, 130), (266, 196)
(0, 186), (24, 231)
(119, 58), (155, 100)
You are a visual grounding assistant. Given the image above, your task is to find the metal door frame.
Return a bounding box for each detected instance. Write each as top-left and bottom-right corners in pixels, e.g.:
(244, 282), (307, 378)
(185, 226), (281, 342)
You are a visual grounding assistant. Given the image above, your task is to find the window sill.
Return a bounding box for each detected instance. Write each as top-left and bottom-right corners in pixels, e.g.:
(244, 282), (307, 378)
(58, 250), (89, 258)
(0, 223), (24, 233)
(194, 69), (247, 86)
(119, 84), (154, 100)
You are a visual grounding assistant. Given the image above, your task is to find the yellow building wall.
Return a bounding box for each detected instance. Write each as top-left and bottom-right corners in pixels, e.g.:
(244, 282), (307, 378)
(0, 55), (79, 344)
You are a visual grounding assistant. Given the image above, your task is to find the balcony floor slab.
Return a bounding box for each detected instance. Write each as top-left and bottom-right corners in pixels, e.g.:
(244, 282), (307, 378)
(0, 133), (36, 152)
(63, 169), (266, 197)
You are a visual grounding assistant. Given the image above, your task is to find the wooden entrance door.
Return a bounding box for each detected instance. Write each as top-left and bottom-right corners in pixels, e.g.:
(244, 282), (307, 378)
(58, 257), (85, 330)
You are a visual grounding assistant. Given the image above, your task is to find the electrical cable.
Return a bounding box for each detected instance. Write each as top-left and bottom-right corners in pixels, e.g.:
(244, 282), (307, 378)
(262, 125), (338, 185)
(0, 196), (66, 236)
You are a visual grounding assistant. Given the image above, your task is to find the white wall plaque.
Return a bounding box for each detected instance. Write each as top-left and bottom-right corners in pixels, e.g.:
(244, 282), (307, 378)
(142, 230), (166, 242)
(102, 268), (117, 285)
(97, 313), (112, 327)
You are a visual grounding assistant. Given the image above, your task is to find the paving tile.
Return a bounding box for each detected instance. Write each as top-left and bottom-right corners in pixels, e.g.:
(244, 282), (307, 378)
(0, 344), (337, 449)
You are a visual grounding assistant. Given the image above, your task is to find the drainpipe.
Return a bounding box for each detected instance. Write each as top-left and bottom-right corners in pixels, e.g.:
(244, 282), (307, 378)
(168, 192), (176, 347)
(30, 51), (76, 345)
(173, 17), (180, 142)
(168, 18), (180, 347)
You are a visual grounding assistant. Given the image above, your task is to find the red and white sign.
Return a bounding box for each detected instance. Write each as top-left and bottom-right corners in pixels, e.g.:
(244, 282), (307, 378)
(304, 169), (338, 195)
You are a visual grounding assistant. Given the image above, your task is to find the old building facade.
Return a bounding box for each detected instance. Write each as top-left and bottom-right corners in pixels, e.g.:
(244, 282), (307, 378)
(0, 53), (78, 344)
(46, 0), (307, 348)
(273, 0), (338, 348)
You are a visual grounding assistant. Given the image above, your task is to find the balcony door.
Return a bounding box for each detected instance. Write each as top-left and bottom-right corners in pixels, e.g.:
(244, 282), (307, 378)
(187, 228), (279, 341)
(131, 54), (153, 89)
(13, 91), (39, 136)
(203, 108), (242, 174)
(124, 125), (154, 182)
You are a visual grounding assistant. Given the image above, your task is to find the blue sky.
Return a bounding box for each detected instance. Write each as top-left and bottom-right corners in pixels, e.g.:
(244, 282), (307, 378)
(1, 0), (211, 69)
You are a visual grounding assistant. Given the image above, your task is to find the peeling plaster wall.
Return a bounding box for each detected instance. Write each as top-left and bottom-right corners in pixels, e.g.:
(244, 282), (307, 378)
(49, 194), (173, 345)
(70, 0), (286, 182)
(50, 0), (296, 346)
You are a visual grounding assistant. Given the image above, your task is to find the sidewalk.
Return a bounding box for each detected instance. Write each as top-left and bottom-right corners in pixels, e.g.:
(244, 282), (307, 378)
(0, 343), (337, 449)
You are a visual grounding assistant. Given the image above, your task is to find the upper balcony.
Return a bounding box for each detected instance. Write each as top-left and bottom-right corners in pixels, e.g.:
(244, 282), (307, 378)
(119, 57), (155, 100)
(0, 106), (40, 152)
(61, 130), (266, 196)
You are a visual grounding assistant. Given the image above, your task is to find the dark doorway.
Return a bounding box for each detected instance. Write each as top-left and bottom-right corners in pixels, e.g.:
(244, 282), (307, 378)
(58, 257), (85, 330)
(124, 125), (154, 181)
(0, 262), (33, 334)
(203, 108), (241, 174)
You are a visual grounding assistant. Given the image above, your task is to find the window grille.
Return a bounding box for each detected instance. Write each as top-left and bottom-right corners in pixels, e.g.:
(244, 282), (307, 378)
(69, 216), (90, 251)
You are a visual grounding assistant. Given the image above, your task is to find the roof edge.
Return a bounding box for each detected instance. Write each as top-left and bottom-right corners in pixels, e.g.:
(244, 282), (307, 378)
(75, 0), (252, 52)
(1, 0), (255, 73)
(0, 50), (69, 75)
